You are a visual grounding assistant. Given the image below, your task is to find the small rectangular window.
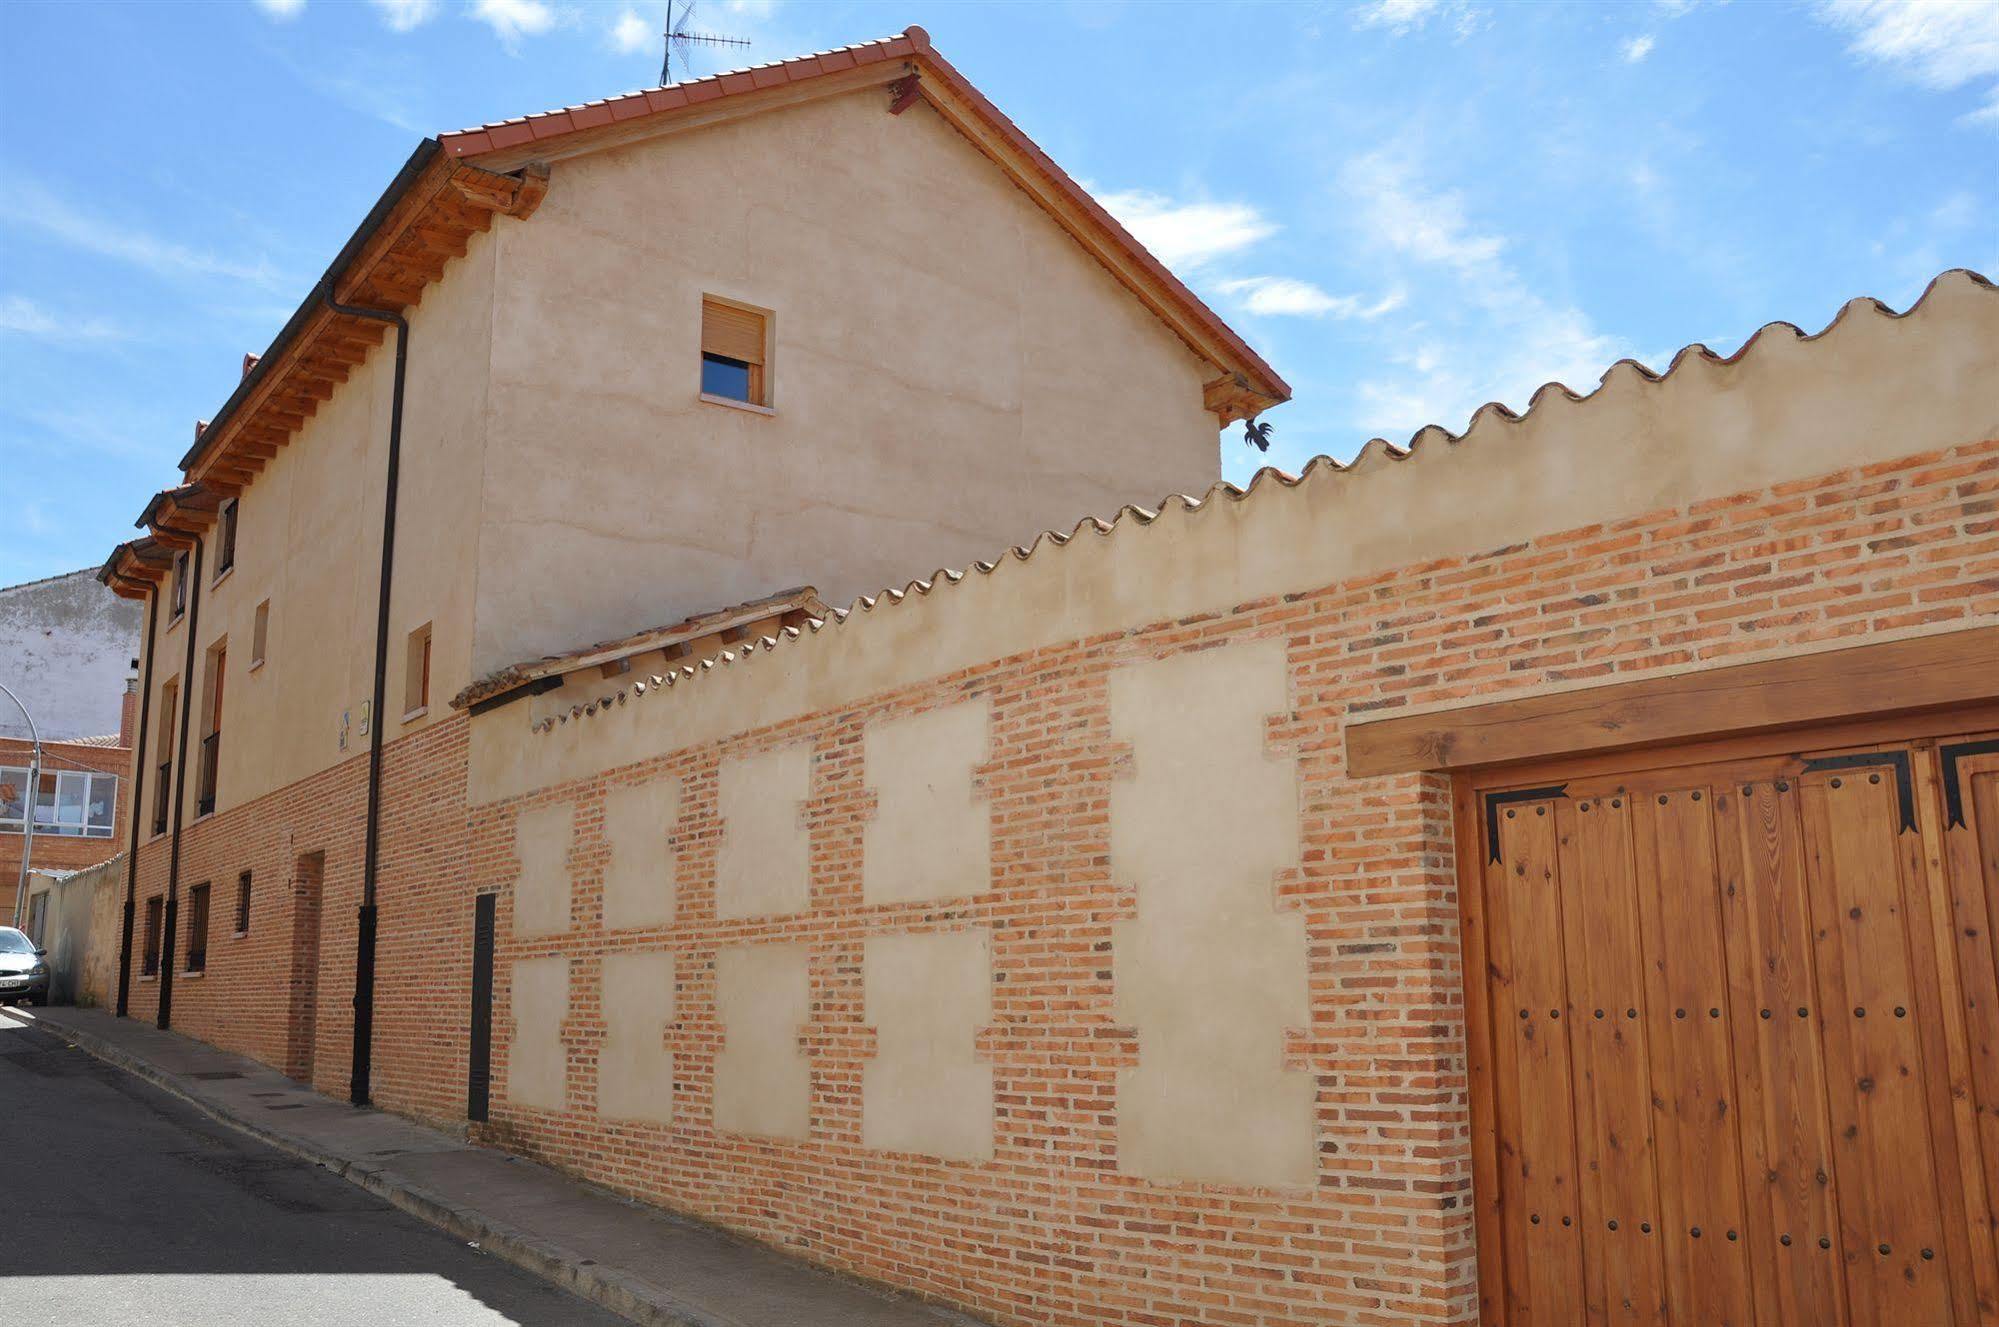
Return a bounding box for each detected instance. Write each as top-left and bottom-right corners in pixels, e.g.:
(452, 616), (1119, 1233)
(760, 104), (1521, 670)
(185, 882), (210, 973)
(700, 297), (769, 406)
(404, 622), (432, 720)
(251, 600), (270, 668)
(142, 896), (163, 976)
(214, 499), (239, 579)
(170, 552), (189, 620)
(235, 870), (253, 935)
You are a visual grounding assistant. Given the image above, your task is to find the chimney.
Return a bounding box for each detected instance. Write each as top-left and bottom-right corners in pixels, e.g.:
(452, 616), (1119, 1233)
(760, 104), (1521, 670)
(120, 677), (138, 750)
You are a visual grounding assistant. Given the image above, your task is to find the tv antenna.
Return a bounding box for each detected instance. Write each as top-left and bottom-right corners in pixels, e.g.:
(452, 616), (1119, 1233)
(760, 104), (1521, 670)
(660, 1), (750, 86)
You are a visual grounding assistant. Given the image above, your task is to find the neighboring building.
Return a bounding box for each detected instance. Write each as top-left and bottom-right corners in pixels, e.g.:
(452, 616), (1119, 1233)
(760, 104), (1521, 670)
(0, 683), (133, 921)
(87, 25), (1999, 1327)
(0, 568), (144, 740)
(22, 854), (124, 1006)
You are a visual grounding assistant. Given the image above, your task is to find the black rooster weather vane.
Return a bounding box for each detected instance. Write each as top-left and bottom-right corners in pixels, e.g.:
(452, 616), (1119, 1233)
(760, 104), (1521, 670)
(1243, 415), (1274, 453)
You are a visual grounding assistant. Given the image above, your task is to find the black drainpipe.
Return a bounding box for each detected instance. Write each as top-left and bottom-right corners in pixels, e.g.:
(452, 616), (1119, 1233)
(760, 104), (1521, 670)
(326, 293), (410, 1109)
(115, 587), (160, 1018)
(158, 533), (205, 1031)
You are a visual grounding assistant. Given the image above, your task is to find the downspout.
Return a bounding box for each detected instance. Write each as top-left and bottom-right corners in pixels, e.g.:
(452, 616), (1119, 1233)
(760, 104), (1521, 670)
(116, 588), (160, 1018)
(325, 292), (410, 1109)
(158, 534), (205, 1030)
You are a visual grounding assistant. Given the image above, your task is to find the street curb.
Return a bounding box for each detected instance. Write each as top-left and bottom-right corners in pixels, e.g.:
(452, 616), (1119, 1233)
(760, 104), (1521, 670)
(23, 1012), (741, 1327)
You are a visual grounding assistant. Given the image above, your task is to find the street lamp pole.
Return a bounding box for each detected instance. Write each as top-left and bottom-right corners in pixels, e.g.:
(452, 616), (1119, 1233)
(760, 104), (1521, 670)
(0, 682), (41, 928)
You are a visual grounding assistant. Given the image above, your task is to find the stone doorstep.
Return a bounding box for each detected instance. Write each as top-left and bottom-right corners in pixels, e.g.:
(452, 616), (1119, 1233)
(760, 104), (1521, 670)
(15, 1006), (987, 1327)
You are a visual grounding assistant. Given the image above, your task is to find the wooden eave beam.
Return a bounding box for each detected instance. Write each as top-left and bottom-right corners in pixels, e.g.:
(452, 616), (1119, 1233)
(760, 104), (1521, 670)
(1344, 626), (1999, 777)
(449, 161), (551, 219)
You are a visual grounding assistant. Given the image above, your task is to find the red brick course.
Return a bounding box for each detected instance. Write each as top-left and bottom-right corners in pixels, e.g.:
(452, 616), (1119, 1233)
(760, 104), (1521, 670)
(116, 436), (1999, 1325)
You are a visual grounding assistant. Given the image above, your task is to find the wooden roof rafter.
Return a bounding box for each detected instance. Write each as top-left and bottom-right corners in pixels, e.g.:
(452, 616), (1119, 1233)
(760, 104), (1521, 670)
(167, 146), (553, 521)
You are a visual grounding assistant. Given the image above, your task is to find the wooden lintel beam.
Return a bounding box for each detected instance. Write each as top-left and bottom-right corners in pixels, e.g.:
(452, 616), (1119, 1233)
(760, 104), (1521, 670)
(1344, 626), (1999, 777)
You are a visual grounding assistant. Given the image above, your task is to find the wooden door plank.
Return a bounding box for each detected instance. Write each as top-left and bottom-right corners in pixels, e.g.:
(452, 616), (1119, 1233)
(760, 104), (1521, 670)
(1800, 761), (1956, 1323)
(1713, 779), (1849, 1327)
(1485, 792), (1588, 1324)
(1556, 794), (1668, 1325)
(1630, 782), (1757, 1327)
(1922, 739), (1999, 1323)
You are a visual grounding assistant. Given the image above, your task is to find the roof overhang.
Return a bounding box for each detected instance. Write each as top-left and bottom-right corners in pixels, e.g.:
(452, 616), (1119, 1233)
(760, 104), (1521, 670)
(168, 145), (552, 519)
(453, 586), (829, 713)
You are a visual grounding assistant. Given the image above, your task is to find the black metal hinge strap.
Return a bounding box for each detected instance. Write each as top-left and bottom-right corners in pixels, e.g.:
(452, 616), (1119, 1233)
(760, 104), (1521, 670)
(1799, 750), (1918, 834)
(1939, 739), (1999, 830)
(1483, 784), (1570, 863)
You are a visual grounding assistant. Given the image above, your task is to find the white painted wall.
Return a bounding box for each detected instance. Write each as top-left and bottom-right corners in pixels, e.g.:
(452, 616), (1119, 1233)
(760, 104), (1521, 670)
(0, 569), (143, 740)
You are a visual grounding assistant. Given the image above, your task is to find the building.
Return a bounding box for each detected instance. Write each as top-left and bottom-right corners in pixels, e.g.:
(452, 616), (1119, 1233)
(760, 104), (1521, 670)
(0, 686), (133, 921)
(90, 26), (1999, 1327)
(0, 567), (144, 741)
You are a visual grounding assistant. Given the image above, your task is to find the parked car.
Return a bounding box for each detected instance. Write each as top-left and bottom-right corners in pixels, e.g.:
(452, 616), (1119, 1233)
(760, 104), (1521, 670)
(0, 927), (50, 1006)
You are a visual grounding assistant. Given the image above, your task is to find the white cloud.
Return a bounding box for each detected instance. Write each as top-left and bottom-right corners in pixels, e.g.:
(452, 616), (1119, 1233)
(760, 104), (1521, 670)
(0, 295), (129, 344)
(1096, 190), (1277, 271)
(611, 7), (653, 54)
(1815, 0), (1999, 129)
(253, 0), (306, 19)
(470, 0), (558, 46)
(1342, 153), (1505, 269)
(1621, 34), (1657, 63)
(1338, 149), (1632, 440)
(371, 0), (439, 31)
(1353, 0), (1487, 38)
(1217, 277), (1405, 319)
(0, 181), (285, 290)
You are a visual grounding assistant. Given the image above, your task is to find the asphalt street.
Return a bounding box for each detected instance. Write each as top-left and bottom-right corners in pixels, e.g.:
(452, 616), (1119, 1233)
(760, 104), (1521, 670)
(0, 1010), (628, 1326)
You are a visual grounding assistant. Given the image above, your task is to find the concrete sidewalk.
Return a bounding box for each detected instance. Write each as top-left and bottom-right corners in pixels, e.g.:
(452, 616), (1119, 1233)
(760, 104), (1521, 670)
(16, 1006), (985, 1327)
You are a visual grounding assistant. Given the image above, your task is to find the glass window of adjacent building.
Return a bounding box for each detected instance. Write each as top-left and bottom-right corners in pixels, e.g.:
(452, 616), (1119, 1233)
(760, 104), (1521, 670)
(0, 767), (117, 837)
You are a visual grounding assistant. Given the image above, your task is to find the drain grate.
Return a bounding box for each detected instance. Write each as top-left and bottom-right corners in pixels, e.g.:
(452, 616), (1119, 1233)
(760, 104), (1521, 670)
(189, 1070), (246, 1081)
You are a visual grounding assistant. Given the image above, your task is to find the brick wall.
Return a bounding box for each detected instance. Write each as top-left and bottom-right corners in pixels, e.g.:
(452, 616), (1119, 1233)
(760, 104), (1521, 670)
(452, 436), (1996, 1326)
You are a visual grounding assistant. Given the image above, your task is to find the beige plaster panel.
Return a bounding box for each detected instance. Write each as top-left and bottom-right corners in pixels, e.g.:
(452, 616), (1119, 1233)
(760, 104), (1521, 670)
(596, 950), (674, 1124)
(471, 86), (1220, 676)
(513, 802), (574, 937)
(602, 778), (679, 929)
(714, 744), (812, 920)
(1110, 640), (1314, 1187)
(711, 943), (811, 1141)
(862, 701), (991, 906)
(862, 929), (994, 1161)
(144, 229), (498, 827)
(469, 273), (1999, 806)
(508, 955), (569, 1111)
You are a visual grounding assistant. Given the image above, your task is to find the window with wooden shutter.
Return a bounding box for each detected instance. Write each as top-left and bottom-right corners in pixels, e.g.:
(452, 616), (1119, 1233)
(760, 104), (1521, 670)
(700, 297), (769, 407)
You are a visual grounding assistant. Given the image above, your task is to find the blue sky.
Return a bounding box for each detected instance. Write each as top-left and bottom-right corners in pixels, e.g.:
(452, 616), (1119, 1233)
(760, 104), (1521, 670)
(2, 0), (1994, 587)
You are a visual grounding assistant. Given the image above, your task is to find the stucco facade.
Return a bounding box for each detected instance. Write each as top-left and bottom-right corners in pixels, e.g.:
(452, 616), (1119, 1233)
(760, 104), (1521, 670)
(121, 37), (1248, 832)
(475, 84), (1223, 674)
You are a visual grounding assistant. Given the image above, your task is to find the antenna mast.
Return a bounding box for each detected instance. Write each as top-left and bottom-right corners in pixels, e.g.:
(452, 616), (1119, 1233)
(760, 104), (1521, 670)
(661, 0), (750, 86)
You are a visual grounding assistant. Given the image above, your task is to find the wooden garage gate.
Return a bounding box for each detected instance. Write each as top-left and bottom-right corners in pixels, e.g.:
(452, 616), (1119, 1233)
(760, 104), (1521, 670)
(1458, 722), (1999, 1325)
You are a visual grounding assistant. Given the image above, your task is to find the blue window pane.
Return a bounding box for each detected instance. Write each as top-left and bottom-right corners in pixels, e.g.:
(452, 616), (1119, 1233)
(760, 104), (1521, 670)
(702, 353), (752, 402)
